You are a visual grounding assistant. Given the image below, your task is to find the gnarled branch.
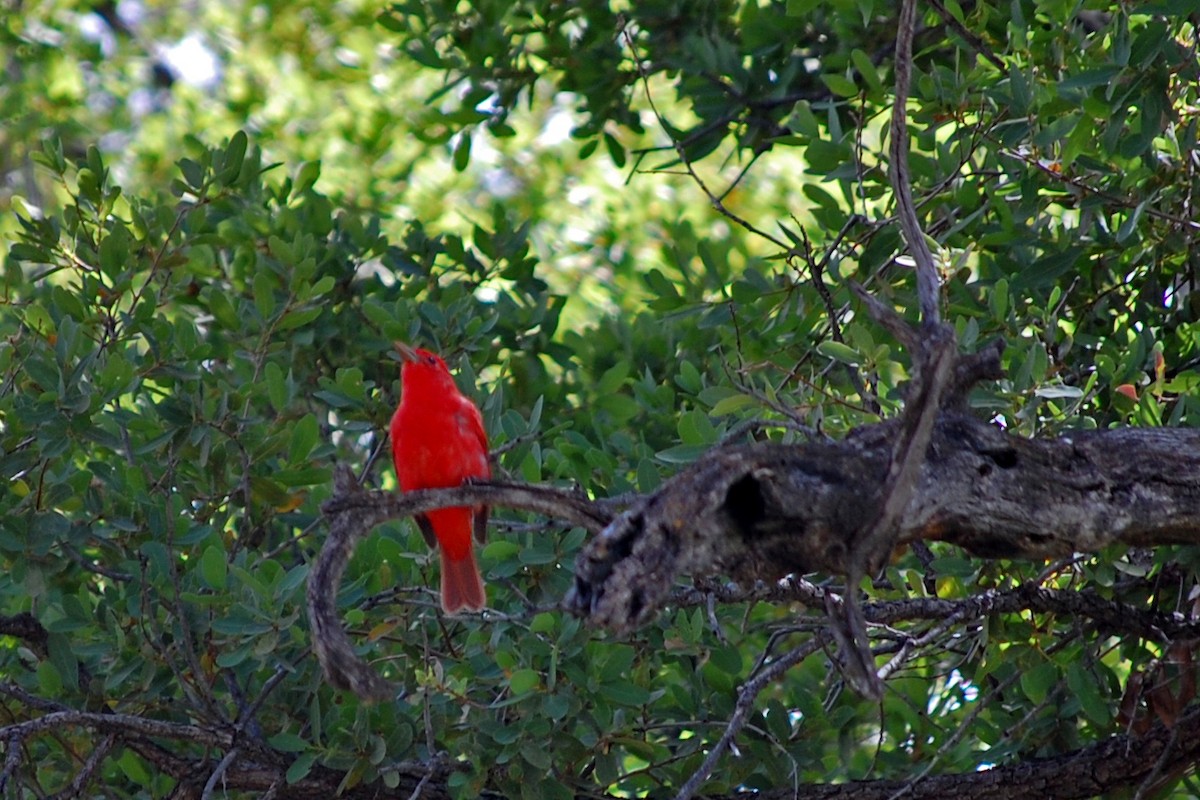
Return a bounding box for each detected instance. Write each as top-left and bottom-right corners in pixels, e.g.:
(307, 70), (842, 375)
(307, 466), (615, 700)
(566, 414), (1200, 633)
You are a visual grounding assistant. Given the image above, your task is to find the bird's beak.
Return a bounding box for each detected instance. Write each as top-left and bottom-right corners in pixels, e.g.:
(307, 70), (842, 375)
(393, 341), (420, 363)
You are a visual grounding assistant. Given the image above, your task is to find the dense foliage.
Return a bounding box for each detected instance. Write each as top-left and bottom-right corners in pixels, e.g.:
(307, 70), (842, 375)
(2, 1), (1200, 797)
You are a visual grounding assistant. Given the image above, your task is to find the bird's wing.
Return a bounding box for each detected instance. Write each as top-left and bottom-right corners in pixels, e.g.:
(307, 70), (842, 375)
(460, 396), (489, 544)
(465, 398), (489, 460)
(415, 513), (438, 549)
(473, 507), (489, 545)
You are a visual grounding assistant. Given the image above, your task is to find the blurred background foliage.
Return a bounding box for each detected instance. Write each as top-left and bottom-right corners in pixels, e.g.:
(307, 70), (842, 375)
(2, 0), (1200, 797)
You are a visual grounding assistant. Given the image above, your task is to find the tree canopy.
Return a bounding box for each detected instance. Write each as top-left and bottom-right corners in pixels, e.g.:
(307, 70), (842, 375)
(3, 1), (1200, 798)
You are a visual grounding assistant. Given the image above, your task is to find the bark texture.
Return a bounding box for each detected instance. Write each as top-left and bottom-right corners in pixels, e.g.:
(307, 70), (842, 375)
(567, 413), (1200, 631)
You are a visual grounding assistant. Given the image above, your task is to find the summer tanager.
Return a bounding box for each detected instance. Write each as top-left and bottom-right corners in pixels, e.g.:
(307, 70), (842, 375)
(389, 342), (489, 614)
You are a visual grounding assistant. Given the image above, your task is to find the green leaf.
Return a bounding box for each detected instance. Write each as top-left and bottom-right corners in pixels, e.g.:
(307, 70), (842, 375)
(268, 732), (308, 752)
(178, 157), (205, 192)
(603, 132), (625, 168)
(787, 0), (821, 14)
(265, 362), (288, 413)
(530, 612), (556, 634)
(821, 73), (859, 98)
(676, 360), (702, 394)
(655, 444), (708, 464)
(596, 360), (631, 395)
(287, 753), (317, 784)
(709, 645), (743, 675)
(289, 413), (320, 462)
(453, 134), (472, 172)
(1067, 662), (1112, 726)
(599, 682), (650, 706)
(293, 161), (321, 195)
(816, 340), (861, 365)
(710, 393), (757, 416)
(277, 306), (323, 330)
(253, 271), (276, 320)
(805, 139), (849, 171)
(47, 632), (79, 691)
(989, 278), (1009, 320)
(200, 544), (228, 590)
(219, 130), (249, 185)
(117, 750), (152, 786)
(483, 540), (520, 561)
(36, 659), (63, 696)
(851, 49), (883, 95)
(508, 668), (540, 695)
(1034, 385), (1083, 399)
(1019, 660), (1058, 705)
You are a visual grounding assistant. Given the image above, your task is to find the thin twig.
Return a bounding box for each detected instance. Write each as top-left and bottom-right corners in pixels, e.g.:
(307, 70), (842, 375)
(239, 663), (291, 727)
(60, 732), (116, 799)
(201, 747), (240, 800)
(674, 636), (829, 800)
(0, 710), (232, 749)
(406, 760), (437, 800)
(882, 630), (1078, 800)
(618, 21), (792, 252)
(358, 432), (389, 487)
(825, 0), (960, 699)
(890, 0), (942, 324)
(1131, 725), (1180, 800)
(926, 0), (1007, 70)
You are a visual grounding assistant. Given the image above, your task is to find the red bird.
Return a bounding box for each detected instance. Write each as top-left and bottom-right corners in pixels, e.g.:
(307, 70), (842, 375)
(389, 342), (490, 614)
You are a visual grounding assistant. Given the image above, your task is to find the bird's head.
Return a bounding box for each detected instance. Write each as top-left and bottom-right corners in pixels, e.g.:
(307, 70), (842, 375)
(394, 342), (454, 389)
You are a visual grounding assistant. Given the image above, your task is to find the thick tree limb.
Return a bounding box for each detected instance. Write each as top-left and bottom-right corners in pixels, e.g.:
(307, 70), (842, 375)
(566, 413), (1200, 633)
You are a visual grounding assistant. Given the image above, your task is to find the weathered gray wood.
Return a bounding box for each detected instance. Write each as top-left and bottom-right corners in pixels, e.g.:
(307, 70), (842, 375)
(567, 413), (1200, 632)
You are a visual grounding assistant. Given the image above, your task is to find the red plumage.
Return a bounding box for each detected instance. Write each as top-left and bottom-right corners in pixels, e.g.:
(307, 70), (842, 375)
(389, 343), (489, 614)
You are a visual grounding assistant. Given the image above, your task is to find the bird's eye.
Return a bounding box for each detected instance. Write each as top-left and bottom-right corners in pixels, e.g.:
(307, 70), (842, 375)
(425, 356), (437, 365)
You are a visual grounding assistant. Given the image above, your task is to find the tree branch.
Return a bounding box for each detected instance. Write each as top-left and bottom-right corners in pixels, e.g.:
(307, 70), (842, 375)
(308, 466), (615, 700)
(890, 0), (941, 324)
(567, 414), (1200, 633)
(0, 682), (457, 799)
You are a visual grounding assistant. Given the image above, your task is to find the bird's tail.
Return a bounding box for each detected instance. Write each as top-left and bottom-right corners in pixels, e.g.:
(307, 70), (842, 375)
(430, 507), (486, 614)
(439, 545), (486, 614)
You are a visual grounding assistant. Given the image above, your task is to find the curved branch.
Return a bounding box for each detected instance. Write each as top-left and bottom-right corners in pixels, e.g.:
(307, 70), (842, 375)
(308, 466), (615, 700)
(320, 478), (613, 535)
(675, 636), (829, 800)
